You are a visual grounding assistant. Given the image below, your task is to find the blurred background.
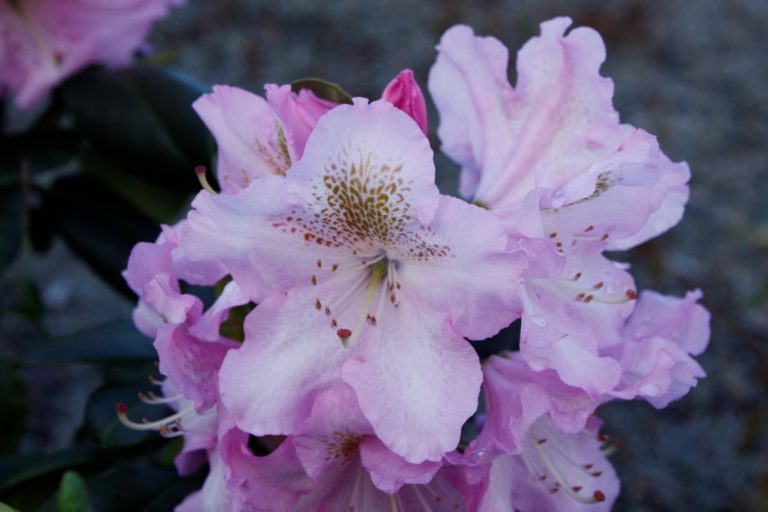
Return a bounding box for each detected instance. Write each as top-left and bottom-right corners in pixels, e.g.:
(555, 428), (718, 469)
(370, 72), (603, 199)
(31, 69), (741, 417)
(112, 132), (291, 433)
(2, 0), (766, 510)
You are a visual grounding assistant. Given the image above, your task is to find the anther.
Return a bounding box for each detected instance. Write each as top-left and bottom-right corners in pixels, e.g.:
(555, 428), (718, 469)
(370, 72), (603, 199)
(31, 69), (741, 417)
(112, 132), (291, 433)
(626, 289), (637, 300)
(593, 491), (606, 502)
(195, 165), (218, 195)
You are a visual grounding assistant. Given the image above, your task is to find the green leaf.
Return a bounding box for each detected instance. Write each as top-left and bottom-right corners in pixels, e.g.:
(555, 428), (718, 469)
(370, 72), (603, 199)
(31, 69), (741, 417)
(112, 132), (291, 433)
(56, 471), (91, 512)
(80, 151), (190, 224)
(60, 66), (212, 190)
(22, 320), (155, 365)
(86, 464), (180, 512)
(0, 501), (20, 512)
(0, 447), (101, 493)
(219, 302), (255, 342)
(0, 361), (26, 455)
(0, 130), (80, 185)
(5, 279), (44, 328)
(39, 174), (159, 296)
(291, 77), (353, 104)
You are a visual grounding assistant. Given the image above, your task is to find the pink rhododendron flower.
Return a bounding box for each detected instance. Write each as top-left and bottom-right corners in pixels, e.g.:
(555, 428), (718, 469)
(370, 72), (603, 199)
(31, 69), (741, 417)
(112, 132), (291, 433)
(612, 289), (710, 407)
(183, 98), (526, 462)
(176, 430), (313, 512)
(477, 417), (619, 511)
(382, 69), (428, 135)
(0, 0), (183, 109)
(193, 85), (310, 193)
(195, 70), (429, 194)
(428, 18), (700, 395)
(119, 222), (249, 469)
(290, 385), (478, 511)
(265, 83), (337, 160)
(468, 296), (708, 463)
(122, 221), (236, 338)
(463, 353), (600, 464)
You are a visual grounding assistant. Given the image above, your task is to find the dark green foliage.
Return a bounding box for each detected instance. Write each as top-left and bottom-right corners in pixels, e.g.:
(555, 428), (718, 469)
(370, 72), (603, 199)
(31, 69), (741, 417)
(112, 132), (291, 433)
(291, 77), (353, 104)
(0, 362), (26, 456)
(22, 321), (156, 365)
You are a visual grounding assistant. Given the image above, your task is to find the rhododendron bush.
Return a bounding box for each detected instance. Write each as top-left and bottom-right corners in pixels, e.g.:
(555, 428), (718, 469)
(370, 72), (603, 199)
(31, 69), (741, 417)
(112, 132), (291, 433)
(1, 6), (711, 511)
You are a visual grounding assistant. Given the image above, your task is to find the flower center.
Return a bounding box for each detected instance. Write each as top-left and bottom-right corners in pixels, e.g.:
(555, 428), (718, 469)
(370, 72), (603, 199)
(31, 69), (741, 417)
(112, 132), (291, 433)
(323, 430), (362, 462)
(311, 254), (401, 347)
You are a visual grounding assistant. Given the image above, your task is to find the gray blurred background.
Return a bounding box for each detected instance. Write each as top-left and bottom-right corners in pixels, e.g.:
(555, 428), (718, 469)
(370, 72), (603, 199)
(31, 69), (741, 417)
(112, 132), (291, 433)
(2, 0), (766, 510)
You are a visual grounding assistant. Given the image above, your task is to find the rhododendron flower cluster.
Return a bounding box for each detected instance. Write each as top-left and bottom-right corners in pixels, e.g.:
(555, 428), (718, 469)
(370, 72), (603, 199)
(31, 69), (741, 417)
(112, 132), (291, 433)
(0, 0), (183, 109)
(120, 17), (710, 511)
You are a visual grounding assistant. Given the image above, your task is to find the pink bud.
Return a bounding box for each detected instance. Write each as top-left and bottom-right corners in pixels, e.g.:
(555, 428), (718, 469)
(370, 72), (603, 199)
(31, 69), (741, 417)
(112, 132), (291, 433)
(381, 69), (428, 135)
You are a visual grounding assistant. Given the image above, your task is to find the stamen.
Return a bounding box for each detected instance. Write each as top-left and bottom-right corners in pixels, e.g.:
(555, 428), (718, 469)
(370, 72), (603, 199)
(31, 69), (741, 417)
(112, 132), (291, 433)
(148, 374), (166, 386)
(349, 461), (364, 512)
(115, 403), (195, 431)
(330, 253), (387, 275)
(323, 271), (370, 324)
(138, 391), (183, 405)
(554, 278), (637, 305)
(531, 433), (606, 505)
(195, 165), (219, 195)
(411, 486), (434, 511)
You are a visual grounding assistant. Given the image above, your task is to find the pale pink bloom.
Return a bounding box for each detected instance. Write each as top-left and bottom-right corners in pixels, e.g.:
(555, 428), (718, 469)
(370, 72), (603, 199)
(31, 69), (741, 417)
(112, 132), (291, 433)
(0, 0), (182, 109)
(428, 19), (697, 395)
(176, 432), (312, 512)
(382, 69), (428, 135)
(196, 72), (427, 194)
(477, 417), (619, 512)
(612, 289), (710, 408)
(120, 222), (247, 469)
(193, 83), (335, 193)
(289, 385), (478, 511)
(522, 285), (710, 401)
(217, 429), (314, 511)
(470, 291), (708, 461)
(517, 245), (635, 396)
(428, 18), (688, 237)
(193, 85), (300, 193)
(460, 356), (619, 509)
(183, 99), (525, 462)
(122, 221), (234, 338)
(463, 353), (599, 464)
(175, 446), (239, 512)
(265, 83), (337, 160)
